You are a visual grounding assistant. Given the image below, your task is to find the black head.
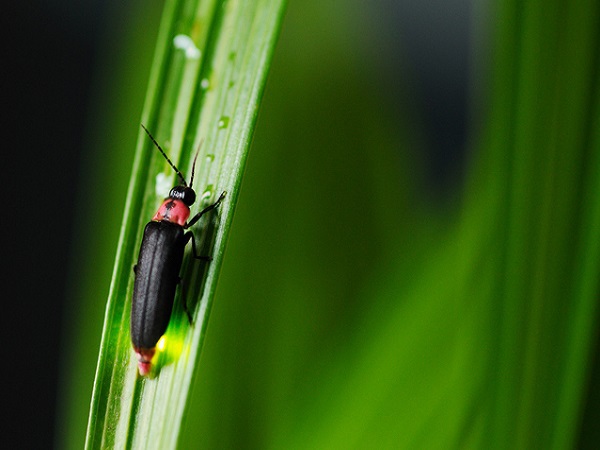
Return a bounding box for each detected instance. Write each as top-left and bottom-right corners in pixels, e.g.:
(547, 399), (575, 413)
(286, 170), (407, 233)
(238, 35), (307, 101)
(169, 185), (196, 206)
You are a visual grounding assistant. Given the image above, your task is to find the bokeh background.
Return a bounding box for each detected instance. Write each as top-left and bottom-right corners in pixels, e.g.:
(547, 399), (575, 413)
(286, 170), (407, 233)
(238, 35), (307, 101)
(3, 0), (600, 448)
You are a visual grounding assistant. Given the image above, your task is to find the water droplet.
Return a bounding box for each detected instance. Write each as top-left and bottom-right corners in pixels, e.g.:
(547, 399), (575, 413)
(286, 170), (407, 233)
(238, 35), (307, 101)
(173, 34), (201, 59)
(201, 78), (210, 89)
(206, 154), (215, 162)
(201, 185), (215, 202)
(155, 173), (171, 197)
(218, 116), (230, 129)
(200, 190), (211, 202)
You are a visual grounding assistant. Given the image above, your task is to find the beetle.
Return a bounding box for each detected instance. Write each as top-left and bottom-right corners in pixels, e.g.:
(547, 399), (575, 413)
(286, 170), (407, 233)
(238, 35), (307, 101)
(131, 124), (226, 376)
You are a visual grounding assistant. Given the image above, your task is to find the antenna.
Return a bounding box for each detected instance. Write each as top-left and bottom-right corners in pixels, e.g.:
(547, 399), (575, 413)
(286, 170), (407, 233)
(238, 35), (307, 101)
(141, 124), (187, 186)
(189, 139), (203, 189)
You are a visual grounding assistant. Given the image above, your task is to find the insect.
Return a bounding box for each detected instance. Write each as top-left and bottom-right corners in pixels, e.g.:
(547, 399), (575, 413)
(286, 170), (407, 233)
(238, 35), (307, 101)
(131, 124), (226, 376)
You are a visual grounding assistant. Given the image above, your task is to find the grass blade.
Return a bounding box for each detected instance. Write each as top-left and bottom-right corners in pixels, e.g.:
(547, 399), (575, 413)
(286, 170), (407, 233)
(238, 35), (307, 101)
(85, 0), (286, 448)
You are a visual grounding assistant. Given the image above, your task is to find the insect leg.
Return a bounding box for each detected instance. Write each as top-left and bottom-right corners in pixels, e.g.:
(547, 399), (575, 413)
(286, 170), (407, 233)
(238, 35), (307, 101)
(179, 230), (214, 324)
(184, 231), (212, 261)
(185, 191), (227, 229)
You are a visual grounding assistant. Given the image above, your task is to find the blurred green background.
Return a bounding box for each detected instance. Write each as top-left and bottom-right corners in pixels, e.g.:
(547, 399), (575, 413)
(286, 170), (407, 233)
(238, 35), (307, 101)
(4, 0), (600, 448)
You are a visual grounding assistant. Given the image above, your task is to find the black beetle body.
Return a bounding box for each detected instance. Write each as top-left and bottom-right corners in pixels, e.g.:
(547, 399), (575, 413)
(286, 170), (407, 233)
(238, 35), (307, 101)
(131, 125), (225, 376)
(132, 221), (186, 350)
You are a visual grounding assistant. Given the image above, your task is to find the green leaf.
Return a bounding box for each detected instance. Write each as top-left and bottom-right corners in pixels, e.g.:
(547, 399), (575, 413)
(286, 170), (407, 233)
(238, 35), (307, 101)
(84, 0), (286, 448)
(64, 0), (600, 448)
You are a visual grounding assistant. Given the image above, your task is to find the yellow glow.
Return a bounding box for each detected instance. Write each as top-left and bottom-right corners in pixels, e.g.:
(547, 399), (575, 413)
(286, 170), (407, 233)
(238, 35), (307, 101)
(154, 327), (187, 371)
(157, 335), (167, 352)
